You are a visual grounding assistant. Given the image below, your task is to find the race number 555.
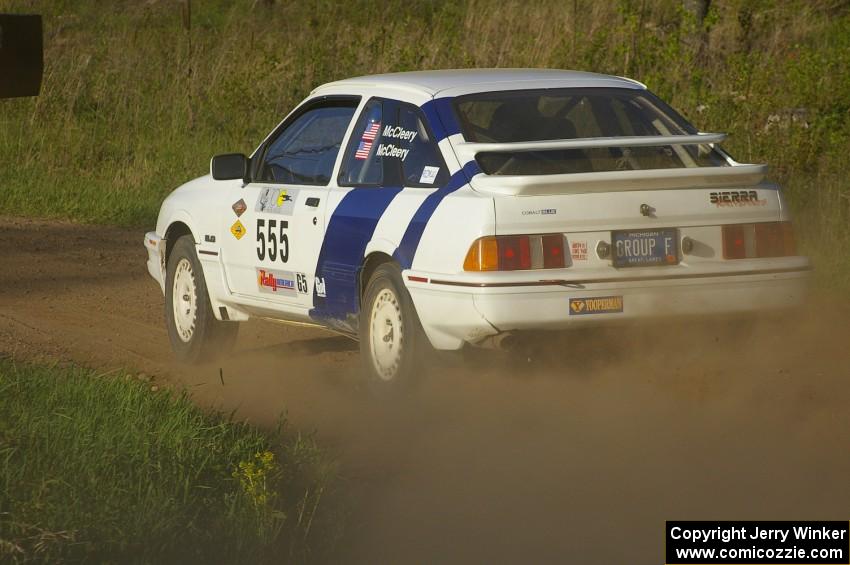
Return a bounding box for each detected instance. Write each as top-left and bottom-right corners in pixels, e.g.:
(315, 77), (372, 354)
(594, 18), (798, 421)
(256, 218), (289, 262)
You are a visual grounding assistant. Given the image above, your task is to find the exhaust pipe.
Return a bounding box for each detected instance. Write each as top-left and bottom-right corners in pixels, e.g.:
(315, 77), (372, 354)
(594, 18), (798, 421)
(476, 332), (518, 351)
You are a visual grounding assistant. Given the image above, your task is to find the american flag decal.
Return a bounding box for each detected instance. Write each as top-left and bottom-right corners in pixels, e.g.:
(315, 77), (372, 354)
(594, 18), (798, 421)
(354, 140), (373, 160)
(361, 121), (381, 141)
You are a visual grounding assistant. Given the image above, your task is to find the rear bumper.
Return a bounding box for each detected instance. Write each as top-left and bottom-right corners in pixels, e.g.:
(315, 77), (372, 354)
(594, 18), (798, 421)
(144, 232), (166, 294)
(406, 260), (811, 350)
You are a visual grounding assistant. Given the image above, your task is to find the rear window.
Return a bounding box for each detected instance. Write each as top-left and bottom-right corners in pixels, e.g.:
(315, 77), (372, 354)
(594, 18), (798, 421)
(454, 88), (729, 175)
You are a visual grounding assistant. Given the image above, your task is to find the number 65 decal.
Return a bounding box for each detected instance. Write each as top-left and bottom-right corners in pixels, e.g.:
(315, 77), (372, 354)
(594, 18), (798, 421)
(256, 219), (289, 262)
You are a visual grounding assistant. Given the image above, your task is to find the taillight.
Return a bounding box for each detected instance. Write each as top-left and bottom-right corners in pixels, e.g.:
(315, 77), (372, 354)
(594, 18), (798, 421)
(755, 222), (796, 257)
(722, 222), (796, 259)
(464, 234), (566, 271)
(463, 237), (499, 271)
(542, 234), (566, 268)
(722, 224), (749, 259)
(498, 236), (531, 270)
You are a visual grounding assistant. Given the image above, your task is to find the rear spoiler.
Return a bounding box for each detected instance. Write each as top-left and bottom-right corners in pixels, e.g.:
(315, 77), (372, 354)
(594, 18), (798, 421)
(453, 133), (767, 196)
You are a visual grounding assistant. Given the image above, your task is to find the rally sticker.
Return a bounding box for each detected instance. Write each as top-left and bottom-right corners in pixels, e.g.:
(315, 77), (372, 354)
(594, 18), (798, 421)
(382, 125), (418, 143)
(355, 120), (381, 160)
(230, 219), (246, 240)
(419, 166), (440, 184)
(362, 121), (381, 140)
(376, 144), (410, 161)
(255, 187), (297, 216)
(570, 241), (588, 261)
(315, 276), (327, 298)
(232, 198), (247, 217)
(374, 125), (418, 161)
(256, 268), (297, 296)
(569, 296), (624, 315)
(355, 139), (373, 160)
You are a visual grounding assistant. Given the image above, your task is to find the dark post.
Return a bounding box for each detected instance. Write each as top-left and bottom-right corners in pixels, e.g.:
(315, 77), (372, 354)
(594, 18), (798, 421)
(0, 14), (43, 98)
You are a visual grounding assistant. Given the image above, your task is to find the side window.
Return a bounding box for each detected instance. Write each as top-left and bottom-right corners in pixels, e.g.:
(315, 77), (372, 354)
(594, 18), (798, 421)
(259, 103), (356, 185)
(396, 103), (448, 187)
(338, 100), (384, 186)
(339, 99), (448, 188)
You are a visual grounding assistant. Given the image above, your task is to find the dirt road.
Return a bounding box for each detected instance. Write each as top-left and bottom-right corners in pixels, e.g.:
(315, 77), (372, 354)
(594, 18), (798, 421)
(3, 216), (850, 564)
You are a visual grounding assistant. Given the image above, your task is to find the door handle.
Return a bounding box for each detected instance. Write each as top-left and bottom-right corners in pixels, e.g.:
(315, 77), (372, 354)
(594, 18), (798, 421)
(305, 197), (320, 208)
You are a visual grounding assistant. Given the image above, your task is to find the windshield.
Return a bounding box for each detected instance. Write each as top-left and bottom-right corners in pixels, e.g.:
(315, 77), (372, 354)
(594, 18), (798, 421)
(453, 88), (729, 175)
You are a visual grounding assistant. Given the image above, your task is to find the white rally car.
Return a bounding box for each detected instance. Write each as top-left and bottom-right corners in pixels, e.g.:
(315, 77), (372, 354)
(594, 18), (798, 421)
(145, 69), (810, 383)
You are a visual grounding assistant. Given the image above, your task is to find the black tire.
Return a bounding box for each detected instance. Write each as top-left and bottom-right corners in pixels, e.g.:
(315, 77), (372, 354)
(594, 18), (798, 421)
(165, 235), (238, 363)
(359, 262), (429, 387)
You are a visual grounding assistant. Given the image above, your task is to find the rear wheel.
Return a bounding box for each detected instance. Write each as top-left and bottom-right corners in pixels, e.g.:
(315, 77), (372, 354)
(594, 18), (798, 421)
(359, 263), (428, 387)
(165, 235), (238, 363)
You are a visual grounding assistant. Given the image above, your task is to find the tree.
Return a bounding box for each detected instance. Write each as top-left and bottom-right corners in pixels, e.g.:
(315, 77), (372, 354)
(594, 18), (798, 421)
(683, 0), (711, 26)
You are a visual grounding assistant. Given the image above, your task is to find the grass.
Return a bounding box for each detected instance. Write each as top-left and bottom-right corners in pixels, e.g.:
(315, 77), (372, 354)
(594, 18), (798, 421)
(0, 0), (848, 286)
(0, 359), (339, 563)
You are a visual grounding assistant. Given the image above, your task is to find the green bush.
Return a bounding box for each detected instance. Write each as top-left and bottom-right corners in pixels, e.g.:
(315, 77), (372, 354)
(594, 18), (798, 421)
(0, 360), (337, 563)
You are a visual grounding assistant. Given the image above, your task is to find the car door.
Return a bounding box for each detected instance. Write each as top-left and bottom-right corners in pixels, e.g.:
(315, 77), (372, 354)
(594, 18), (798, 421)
(221, 98), (359, 314)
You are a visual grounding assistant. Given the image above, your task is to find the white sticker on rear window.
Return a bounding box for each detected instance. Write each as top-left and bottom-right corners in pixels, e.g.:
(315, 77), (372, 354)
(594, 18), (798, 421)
(419, 166), (439, 184)
(376, 144), (409, 160)
(382, 125), (418, 143)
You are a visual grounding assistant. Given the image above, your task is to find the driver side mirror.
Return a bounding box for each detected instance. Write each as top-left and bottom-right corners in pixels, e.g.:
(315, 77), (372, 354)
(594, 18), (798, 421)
(210, 153), (248, 181)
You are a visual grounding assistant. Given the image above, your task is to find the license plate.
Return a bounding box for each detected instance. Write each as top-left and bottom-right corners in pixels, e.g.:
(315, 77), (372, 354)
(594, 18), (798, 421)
(612, 228), (679, 268)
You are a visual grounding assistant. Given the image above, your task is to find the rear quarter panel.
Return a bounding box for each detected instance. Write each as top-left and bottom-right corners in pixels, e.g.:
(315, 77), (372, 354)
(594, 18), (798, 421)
(408, 186), (495, 274)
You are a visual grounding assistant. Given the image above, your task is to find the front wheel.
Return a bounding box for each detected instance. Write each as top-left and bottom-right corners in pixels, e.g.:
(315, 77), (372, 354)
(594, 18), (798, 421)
(165, 235), (238, 363)
(359, 263), (429, 386)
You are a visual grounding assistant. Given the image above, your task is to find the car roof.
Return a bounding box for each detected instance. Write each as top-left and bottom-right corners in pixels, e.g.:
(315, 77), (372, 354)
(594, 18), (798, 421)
(313, 69), (646, 98)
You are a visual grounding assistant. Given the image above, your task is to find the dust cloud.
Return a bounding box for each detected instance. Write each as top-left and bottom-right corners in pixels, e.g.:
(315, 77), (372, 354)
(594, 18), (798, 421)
(184, 304), (850, 564)
(2, 217), (848, 563)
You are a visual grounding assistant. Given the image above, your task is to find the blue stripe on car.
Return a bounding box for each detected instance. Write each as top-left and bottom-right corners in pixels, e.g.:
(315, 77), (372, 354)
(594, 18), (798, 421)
(392, 160), (481, 269)
(393, 97), (479, 268)
(420, 97), (461, 141)
(310, 96), (471, 329)
(309, 186), (403, 331)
